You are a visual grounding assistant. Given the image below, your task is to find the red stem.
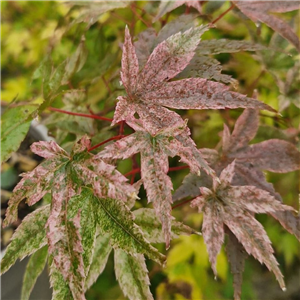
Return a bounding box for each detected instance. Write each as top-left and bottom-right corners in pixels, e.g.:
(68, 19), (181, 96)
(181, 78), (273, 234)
(211, 3), (235, 24)
(130, 4), (151, 28)
(88, 135), (126, 152)
(169, 165), (189, 172)
(119, 121), (125, 135)
(102, 76), (112, 95)
(48, 107), (113, 122)
(172, 198), (194, 210)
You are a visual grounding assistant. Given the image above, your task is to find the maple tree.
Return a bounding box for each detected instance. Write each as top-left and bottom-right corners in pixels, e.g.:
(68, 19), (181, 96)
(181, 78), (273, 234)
(1, 1), (300, 300)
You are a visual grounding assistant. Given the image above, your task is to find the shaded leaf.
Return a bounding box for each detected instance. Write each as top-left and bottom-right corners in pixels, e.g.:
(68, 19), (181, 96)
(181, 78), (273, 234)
(21, 246), (48, 300)
(85, 234), (112, 291)
(234, 1), (300, 51)
(225, 229), (247, 300)
(197, 39), (266, 55)
(233, 139), (300, 173)
(1, 104), (38, 163)
(133, 208), (198, 243)
(115, 249), (153, 300)
(153, 0), (202, 22)
(1, 205), (50, 275)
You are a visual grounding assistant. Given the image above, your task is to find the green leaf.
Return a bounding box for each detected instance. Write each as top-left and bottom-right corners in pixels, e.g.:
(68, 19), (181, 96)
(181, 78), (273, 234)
(85, 233), (112, 291)
(64, 37), (88, 81)
(47, 60), (68, 98)
(49, 258), (73, 300)
(115, 249), (154, 300)
(1, 104), (38, 163)
(133, 208), (198, 243)
(1, 205), (49, 275)
(21, 246), (48, 300)
(68, 189), (97, 275)
(86, 189), (166, 266)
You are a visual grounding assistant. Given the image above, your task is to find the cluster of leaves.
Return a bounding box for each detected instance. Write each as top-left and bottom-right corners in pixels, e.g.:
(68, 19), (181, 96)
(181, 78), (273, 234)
(1, 1), (300, 300)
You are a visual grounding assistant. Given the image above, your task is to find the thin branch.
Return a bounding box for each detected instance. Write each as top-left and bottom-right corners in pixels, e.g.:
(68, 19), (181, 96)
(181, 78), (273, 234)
(48, 107), (113, 122)
(172, 198), (194, 210)
(169, 165), (189, 172)
(130, 4), (151, 28)
(88, 135), (126, 152)
(102, 76), (112, 95)
(211, 3), (235, 24)
(124, 168), (141, 177)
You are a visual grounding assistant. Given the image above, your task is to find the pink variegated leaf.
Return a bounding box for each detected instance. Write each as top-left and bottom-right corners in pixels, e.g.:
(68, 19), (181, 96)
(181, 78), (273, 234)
(233, 162), (300, 240)
(175, 133), (217, 179)
(141, 143), (174, 249)
(190, 189), (210, 212)
(75, 157), (136, 202)
(225, 228), (248, 300)
(115, 250), (153, 300)
(112, 97), (136, 125)
(234, 1), (300, 51)
(136, 104), (186, 136)
(234, 139), (300, 173)
(224, 210), (286, 290)
(201, 201), (225, 277)
(71, 135), (91, 154)
(223, 185), (295, 214)
(227, 109), (259, 153)
(219, 160), (236, 187)
(31, 140), (68, 159)
(136, 25), (209, 92)
(121, 26), (139, 95)
(199, 148), (219, 166)
(221, 124), (231, 154)
(238, 1), (300, 13)
(3, 159), (64, 226)
(144, 78), (275, 112)
(46, 173), (85, 300)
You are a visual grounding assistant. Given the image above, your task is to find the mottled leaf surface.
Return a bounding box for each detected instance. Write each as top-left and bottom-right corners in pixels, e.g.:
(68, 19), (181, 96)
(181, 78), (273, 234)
(133, 208), (197, 243)
(115, 249), (153, 300)
(98, 122), (212, 247)
(234, 1), (300, 51)
(85, 234), (112, 291)
(115, 25), (274, 132)
(225, 229), (247, 300)
(191, 161), (294, 289)
(1, 205), (50, 275)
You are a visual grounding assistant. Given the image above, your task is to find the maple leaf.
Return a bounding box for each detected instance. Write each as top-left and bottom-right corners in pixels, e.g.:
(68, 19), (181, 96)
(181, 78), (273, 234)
(191, 161), (295, 291)
(234, 1), (300, 52)
(2, 136), (165, 300)
(174, 109), (300, 299)
(217, 109), (300, 238)
(177, 109), (300, 238)
(98, 118), (210, 248)
(114, 25), (275, 135)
